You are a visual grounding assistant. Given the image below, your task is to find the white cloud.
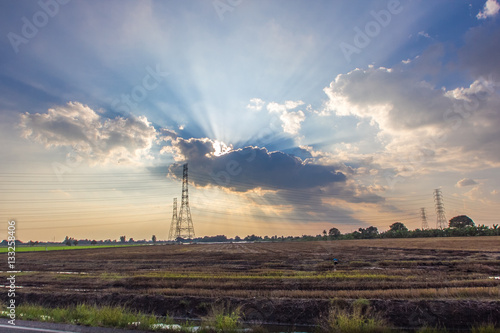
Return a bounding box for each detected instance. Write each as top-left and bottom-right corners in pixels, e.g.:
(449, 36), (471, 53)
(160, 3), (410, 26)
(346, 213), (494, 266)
(418, 31), (431, 39)
(267, 102), (287, 114)
(246, 98), (265, 112)
(19, 102), (157, 165)
(267, 100), (306, 135)
(279, 110), (305, 135)
(285, 100), (304, 109)
(321, 65), (500, 179)
(456, 178), (478, 187)
(477, 0), (500, 19)
(322, 67), (450, 134)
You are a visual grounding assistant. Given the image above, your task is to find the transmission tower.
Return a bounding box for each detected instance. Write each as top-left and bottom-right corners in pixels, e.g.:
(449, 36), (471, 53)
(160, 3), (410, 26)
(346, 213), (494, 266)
(174, 163), (195, 240)
(168, 198), (177, 241)
(420, 207), (429, 230)
(433, 189), (447, 229)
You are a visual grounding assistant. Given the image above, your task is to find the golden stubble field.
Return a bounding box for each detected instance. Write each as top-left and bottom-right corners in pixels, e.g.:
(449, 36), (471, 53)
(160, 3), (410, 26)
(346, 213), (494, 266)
(2, 236), (500, 328)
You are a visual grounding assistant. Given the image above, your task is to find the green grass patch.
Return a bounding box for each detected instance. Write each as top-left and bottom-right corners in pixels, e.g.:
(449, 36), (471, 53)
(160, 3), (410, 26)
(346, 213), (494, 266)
(0, 244), (142, 253)
(0, 303), (174, 330)
(349, 261), (372, 268)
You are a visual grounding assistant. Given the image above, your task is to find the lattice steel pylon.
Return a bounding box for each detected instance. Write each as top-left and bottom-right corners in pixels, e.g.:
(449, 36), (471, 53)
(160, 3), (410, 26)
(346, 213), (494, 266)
(168, 198), (177, 241)
(433, 189), (447, 229)
(174, 163), (195, 240)
(420, 207), (429, 230)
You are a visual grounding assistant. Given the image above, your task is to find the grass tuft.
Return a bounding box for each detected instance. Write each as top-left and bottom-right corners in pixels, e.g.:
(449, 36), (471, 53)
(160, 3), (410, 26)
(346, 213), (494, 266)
(318, 299), (390, 333)
(202, 303), (242, 333)
(472, 323), (500, 333)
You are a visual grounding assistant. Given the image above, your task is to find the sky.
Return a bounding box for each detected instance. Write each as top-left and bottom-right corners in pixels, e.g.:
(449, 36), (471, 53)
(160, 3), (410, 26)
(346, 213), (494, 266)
(1, 0), (499, 242)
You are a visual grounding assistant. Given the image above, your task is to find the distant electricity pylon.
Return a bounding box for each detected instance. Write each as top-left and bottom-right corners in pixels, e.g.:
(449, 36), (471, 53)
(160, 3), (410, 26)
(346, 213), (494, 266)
(169, 163), (195, 240)
(420, 207), (429, 230)
(168, 198), (177, 241)
(433, 189), (447, 229)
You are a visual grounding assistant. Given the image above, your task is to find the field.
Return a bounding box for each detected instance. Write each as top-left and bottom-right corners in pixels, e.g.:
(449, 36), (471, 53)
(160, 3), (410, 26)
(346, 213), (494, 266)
(2, 237), (500, 330)
(0, 244), (140, 253)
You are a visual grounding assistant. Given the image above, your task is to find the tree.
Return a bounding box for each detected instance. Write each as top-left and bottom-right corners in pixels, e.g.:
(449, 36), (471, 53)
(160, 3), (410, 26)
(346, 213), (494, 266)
(367, 226), (378, 235)
(328, 228), (341, 239)
(352, 230), (362, 239)
(72, 239), (78, 246)
(120, 235), (126, 243)
(449, 215), (474, 228)
(152, 235), (157, 243)
(64, 236), (73, 246)
(389, 222), (408, 232)
(358, 226), (378, 239)
(91, 240), (97, 245)
(244, 234), (262, 242)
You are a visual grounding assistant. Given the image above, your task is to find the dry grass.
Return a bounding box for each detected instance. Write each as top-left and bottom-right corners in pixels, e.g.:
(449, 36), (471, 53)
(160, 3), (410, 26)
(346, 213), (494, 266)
(139, 286), (499, 300)
(3, 237), (499, 304)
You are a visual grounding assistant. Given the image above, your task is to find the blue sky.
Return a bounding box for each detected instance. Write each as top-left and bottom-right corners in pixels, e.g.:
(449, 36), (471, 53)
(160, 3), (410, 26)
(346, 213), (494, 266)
(1, 0), (499, 241)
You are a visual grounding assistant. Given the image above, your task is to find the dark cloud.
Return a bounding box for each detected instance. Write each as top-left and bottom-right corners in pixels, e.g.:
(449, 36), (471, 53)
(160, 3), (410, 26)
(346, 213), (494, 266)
(282, 147), (313, 160)
(165, 137), (346, 192)
(276, 185), (384, 206)
(251, 186), (382, 226)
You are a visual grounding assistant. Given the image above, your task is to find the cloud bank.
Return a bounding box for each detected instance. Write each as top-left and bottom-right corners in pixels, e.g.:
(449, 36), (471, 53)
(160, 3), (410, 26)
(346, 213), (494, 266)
(321, 65), (500, 176)
(19, 102), (157, 165)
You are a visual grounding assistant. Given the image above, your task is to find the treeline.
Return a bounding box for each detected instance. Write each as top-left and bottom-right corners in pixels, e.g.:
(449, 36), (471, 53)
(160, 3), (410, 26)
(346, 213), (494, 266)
(181, 216), (500, 243)
(178, 225), (500, 243)
(3, 215), (498, 246)
(332, 223), (500, 240)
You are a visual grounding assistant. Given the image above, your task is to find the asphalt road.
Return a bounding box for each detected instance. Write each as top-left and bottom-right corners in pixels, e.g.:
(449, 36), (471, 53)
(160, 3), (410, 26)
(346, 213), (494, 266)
(0, 319), (149, 333)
